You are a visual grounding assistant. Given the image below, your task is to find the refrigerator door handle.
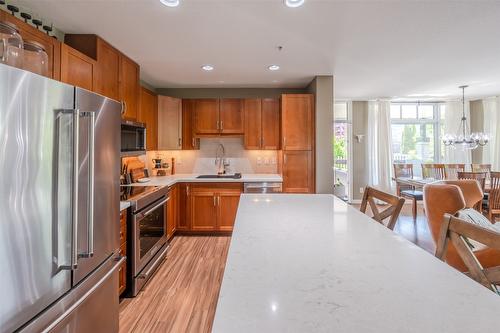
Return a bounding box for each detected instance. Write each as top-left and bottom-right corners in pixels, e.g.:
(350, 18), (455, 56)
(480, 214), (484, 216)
(78, 111), (95, 258)
(41, 256), (126, 333)
(71, 109), (80, 269)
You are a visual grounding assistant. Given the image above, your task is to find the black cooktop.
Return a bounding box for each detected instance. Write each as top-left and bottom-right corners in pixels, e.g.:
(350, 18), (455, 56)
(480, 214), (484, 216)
(120, 186), (159, 201)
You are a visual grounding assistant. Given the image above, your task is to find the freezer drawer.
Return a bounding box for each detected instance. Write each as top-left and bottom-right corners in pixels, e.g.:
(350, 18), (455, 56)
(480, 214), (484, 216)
(20, 255), (124, 333)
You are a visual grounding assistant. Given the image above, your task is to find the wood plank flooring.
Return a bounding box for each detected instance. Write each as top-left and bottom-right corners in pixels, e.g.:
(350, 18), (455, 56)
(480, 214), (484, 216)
(119, 236), (231, 333)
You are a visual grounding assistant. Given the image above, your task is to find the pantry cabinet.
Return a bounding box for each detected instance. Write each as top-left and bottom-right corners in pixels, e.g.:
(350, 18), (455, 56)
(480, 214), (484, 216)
(282, 150), (313, 193)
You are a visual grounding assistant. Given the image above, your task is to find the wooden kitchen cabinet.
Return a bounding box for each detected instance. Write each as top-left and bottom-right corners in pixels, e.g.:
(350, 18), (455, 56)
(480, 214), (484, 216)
(119, 54), (140, 120)
(139, 87), (158, 151)
(60, 44), (96, 91)
(177, 183), (190, 230)
(217, 190), (241, 231)
(282, 150), (314, 193)
(188, 183), (242, 232)
(118, 210), (128, 296)
(182, 100), (200, 150)
(219, 99), (244, 134)
(158, 96), (182, 150)
(281, 94), (314, 150)
(244, 98), (280, 150)
(2, 11), (61, 80)
(94, 38), (120, 100)
(166, 185), (178, 240)
(190, 190), (218, 231)
(194, 99), (220, 135)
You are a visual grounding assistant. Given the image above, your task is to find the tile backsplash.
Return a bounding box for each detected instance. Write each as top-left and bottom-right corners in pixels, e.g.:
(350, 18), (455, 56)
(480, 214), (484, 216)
(143, 138), (279, 175)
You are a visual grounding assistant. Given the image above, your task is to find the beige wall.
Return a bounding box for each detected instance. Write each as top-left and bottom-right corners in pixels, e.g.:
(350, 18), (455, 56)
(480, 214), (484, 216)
(307, 76), (334, 194)
(351, 101), (369, 201)
(156, 88), (306, 99)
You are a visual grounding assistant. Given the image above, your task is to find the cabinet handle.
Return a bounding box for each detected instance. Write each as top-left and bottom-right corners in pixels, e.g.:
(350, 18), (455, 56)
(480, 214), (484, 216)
(213, 195), (216, 207)
(187, 185), (190, 196)
(284, 154), (287, 165)
(218, 196), (220, 206)
(216, 120), (219, 130)
(121, 101), (127, 116)
(220, 121), (223, 131)
(261, 137), (263, 148)
(283, 137), (286, 148)
(192, 138), (195, 148)
(178, 137), (181, 148)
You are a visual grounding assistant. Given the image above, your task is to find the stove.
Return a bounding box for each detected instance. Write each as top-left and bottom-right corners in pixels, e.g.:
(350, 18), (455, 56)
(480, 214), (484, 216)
(120, 184), (170, 297)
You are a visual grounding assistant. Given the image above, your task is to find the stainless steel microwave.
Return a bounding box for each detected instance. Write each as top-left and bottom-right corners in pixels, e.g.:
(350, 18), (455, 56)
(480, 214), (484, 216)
(121, 120), (146, 155)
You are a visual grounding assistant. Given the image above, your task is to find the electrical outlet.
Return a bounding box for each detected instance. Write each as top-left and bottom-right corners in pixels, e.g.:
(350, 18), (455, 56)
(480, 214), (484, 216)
(257, 157), (262, 165)
(264, 157), (270, 165)
(271, 157), (277, 165)
(360, 187), (364, 194)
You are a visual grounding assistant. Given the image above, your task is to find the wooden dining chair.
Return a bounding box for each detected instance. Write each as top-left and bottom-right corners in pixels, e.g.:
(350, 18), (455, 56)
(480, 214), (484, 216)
(488, 172), (500, 222)
(421, 164), (446, 180)
(457, 172), (487, 191)
(435, 214), (500, 294)
(360, 186), (405, 230)
(471, 164), (492, 174)
(393, 164), (422, 222)
(445, 164), (466, 180)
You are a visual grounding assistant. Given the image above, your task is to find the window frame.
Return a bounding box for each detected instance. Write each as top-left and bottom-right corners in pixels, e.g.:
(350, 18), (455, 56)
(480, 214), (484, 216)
(390, 102), (444, 163)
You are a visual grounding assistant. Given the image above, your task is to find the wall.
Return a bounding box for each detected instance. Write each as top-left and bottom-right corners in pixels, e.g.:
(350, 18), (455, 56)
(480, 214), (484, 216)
(144, 138), (278, 175)
(156, 88), (306, 99)
(351, 101), (369, 201)
(307, 76), (334, 194)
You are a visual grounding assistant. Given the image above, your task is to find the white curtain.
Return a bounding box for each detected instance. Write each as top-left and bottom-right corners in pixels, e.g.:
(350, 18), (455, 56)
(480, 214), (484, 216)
(442, 101), (472, 164)
(367, 100), (393, 193)
(482, 97), (500, 170)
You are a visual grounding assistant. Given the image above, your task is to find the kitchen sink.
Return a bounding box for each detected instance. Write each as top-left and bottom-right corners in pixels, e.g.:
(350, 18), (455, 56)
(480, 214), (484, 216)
(197, 173), (242, 179)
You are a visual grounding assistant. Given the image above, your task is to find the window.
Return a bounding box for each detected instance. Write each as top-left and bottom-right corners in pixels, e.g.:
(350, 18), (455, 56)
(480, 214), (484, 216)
(334, 102), (349, 170)
(390, 103), (445, 176)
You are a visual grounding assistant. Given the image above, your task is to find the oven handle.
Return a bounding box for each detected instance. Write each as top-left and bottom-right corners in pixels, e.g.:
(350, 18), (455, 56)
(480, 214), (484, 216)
(138, 245), (168, 280)
(138, 197), (170, 218)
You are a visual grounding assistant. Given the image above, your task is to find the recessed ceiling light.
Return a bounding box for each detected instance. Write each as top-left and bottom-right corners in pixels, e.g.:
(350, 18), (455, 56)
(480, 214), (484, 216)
(201, 65), (214, 71)
(284, 0), (305, 8)
(268, 65), (280, 71)
(160, 0), (179, 7)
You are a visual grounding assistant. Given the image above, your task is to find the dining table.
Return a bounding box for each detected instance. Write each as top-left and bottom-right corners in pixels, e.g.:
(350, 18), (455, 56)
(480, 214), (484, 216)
(212, 194), (500, 332)
(395, 176), (491, 192)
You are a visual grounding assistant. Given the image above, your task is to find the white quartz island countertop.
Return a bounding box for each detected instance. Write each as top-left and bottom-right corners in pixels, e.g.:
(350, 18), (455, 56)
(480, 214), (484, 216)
(127, 173), (282, 187)
(213, 194), (500, 333)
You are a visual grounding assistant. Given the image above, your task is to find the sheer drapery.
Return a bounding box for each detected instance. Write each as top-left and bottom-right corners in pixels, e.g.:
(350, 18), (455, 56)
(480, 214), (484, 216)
(442, 101), (472, 164)
(367, 100), (393, 193)
(482, 97), (500, 169)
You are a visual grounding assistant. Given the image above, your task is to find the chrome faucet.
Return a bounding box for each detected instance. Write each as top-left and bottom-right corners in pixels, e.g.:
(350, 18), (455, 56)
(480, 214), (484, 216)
(215, 143), (229, 175)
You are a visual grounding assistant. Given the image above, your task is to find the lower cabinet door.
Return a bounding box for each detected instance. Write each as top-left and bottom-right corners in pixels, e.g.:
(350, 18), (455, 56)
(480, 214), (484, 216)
(282, 150), (313, 193)
(190, 191), (217, 231)
(217, 191), (241, 232)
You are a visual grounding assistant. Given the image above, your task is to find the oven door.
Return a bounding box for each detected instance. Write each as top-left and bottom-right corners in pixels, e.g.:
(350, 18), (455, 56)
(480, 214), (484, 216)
(133, 196), (168, 275)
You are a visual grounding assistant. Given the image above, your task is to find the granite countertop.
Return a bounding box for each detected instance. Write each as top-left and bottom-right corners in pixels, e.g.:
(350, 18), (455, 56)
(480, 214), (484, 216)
(212, 194), (500, 332)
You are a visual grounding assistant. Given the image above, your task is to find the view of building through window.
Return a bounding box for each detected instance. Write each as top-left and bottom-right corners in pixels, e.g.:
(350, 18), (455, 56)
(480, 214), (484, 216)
(390, 103), (445, 176)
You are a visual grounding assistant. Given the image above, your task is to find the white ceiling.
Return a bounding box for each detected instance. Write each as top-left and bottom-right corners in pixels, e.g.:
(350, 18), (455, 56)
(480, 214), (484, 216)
(11, 0), (500, 100)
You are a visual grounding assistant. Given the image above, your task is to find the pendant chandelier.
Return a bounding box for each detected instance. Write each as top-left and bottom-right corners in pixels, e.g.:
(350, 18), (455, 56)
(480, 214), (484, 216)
(442, 85), (489, 150)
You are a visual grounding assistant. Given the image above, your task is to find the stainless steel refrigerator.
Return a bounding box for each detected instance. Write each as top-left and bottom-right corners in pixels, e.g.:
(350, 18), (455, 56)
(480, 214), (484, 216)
(0, 64), (123, 333)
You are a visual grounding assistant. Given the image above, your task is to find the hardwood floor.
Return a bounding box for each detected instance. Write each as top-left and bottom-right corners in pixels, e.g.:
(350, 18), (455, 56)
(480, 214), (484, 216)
(119, 236), (231, 333)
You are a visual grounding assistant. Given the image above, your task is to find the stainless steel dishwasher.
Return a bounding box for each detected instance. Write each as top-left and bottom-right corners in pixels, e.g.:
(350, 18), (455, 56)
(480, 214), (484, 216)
(243, 182), (283, 193)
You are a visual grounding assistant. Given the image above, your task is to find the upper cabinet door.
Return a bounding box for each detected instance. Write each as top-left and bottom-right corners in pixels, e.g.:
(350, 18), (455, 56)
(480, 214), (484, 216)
(281, 94), (314, 150)
(243, 99), (262, 149)
(194, 99), (219, 135)
(220, 99), (244, 135)
(139, 87), (158, 151)
(158, 96), (182, 150)
(261, 98), (280, 150)
(182, 100), (200, 150)
(60, 44), (95, 91)
(119, 55), (140, 120)
(94, 39), (120, 101)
